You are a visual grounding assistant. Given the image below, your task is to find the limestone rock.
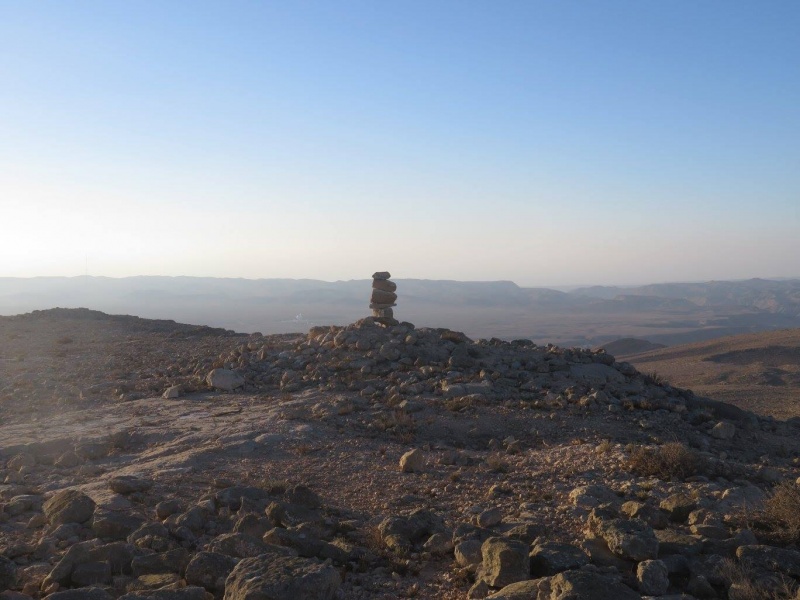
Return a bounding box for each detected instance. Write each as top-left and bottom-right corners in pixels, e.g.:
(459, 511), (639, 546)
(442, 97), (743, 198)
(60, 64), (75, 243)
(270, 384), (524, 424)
(710, 421), (736, 440)
(399, 449), (424, 473)
(371, 289), (398, 305)
(480, 537), (530, 588)
(44, 589), (113, 600)
(0, 556), (18, 592)
(185, 551), (238, 592)
(590, 515), (659, 561)
(637, 559), (669, 595)
(223, 554), (340, 600)
(372, 279), (397, 292)
(206, 368), (244, 391)
(530, 542), (589, 576)
(659, 493), (697, 523)
(162, 385), (182, 399)
(109, 475), (153, 494)
(43, 489), (96, 525)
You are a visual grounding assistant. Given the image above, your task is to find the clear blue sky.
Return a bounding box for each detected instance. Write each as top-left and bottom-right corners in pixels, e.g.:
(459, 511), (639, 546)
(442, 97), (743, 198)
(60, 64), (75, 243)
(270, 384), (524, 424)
(2, 1), (798, 285)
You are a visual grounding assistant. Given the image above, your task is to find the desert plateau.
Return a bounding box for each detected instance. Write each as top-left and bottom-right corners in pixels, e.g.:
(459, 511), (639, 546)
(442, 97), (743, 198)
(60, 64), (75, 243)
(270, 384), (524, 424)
(1, 305), (799, 599)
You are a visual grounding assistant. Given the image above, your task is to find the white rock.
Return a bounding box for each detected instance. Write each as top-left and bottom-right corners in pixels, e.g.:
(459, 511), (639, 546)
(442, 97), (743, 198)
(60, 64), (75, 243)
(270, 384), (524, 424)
(399, 449), (425, 473)
(163, 385), (182, 399)
(710, 421), (736, 440)
(206, 368), (245, 391)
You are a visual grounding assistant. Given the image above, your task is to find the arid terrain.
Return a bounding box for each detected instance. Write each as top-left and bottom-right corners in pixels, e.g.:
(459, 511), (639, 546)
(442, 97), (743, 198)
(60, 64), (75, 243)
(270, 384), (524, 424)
(2, 277), (800, 347)
(621, 329), (800, 421)
(1, 309), (800, 599)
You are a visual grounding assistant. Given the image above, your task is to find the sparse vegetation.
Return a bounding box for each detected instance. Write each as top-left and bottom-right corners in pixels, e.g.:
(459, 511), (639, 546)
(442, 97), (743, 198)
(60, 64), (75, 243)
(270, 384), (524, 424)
(642, 370), (667, 386)
(763, 480), (800, 542)
(717, 558), (798, 600)
(628, 441), (703, 481)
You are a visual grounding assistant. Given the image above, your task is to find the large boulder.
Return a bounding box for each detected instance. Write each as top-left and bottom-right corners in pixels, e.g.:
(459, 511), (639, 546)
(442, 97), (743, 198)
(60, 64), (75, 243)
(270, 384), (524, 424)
(223, 554), (340, 600)
(487, 569), (641, 600)
(0, 556), (18, 591)
(637, 559), (669, 595)
(590, 515), (659, 561)
(530, 542), (588, 576)
(206, 369), (245, 391)
(480, 537), (530, 588)
(43, 489), (96, 525)
(185, 552), (239, 593)
(736, 545), (800, 578)
(44, 589), (113, 600)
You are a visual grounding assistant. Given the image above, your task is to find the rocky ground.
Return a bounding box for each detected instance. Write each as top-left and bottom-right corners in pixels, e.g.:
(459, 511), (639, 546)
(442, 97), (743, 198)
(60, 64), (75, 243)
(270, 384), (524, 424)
(1, 309), (800, 599)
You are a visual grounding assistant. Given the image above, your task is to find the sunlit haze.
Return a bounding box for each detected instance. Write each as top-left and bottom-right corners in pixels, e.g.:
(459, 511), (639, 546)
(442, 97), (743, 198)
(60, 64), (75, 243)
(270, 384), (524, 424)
(2, 1), (798, 286)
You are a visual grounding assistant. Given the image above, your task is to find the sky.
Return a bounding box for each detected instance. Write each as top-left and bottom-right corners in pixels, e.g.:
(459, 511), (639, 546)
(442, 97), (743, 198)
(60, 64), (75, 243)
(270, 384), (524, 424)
(1, 1), (798, 287)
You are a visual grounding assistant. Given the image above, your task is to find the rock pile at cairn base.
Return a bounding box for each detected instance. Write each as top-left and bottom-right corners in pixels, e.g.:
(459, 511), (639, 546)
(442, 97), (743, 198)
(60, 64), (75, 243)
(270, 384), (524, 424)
(370, 271), (398, 326)
(2, 308), (800, 599)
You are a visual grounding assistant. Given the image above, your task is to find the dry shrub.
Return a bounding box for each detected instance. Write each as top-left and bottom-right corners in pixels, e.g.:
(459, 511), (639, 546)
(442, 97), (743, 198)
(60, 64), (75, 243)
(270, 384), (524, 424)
(642, 370), (667, 386)
(717, 558), (797, 600)
(763, 481), (800, 542)
(628, 441), (703, 481)
(485, 453), (509, 473)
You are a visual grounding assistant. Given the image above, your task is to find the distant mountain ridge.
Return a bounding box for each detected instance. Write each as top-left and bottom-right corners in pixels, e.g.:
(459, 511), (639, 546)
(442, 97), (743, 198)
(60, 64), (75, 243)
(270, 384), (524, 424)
(1, 276), (799, 344)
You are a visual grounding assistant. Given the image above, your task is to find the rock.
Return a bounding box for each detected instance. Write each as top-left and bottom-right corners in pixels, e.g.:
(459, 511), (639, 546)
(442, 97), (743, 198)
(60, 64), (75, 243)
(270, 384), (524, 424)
(486, 579), (549, 599)
(162, 385), (182, 399)
(476, 507), (502, 528)
(54, 451), (81, 469)
(118, 589), (209, 600)
(215, 486), (270, 511)
(92, 510), (145, 540)
(590, 515), (659, 561)
(659, 493), (697, 523)
(43, 489), (96, 525)
(736, 544), (800, 578)
(569, 484), (620, 509)
(687, 574), (715, 598)
(372, 279), (397, 293)
(467, 579), (490, 599)
(44, 589), (113, 600)
(548, 569), (641, 600)
(399, 449), (424, 473)
(621, 501), (668, 529)
(71, 560), (112, 586)
(7, 453), (35, 471)
(44, 539), (99, 587)
(655, 529), (703, 556)
(372, 271), (391, 280)
(637, 559), (669, 595)
(131, 548), (190, 576)
(480, 537), (530, 588)
(206, 368), (245, 391)
(710, 421), (736, 440)
(6, 495), (43, 516)
(0, 556), (18, 591)
(209, 533), (291, 559)
(108, 475), (153, 494)
(530, 542), (589, 576)
(185, 552), (238, 593)
(371, 289), (398, 305)
(455, 539), (484, 569)
(223, 554), (340, 600)
(155, 499), (182, 520)
(422, 532), (453, 555)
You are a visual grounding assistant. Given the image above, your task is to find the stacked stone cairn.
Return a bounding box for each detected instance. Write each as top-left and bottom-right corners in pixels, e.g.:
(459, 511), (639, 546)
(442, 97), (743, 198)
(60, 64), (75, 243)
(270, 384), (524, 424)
(370, 271), (399, 326)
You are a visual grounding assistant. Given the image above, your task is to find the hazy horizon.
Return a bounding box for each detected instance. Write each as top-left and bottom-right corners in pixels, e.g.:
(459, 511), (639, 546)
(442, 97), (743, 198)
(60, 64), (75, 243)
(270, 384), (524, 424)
(3, 2), (799, 285)
(2, 272), (800, 291)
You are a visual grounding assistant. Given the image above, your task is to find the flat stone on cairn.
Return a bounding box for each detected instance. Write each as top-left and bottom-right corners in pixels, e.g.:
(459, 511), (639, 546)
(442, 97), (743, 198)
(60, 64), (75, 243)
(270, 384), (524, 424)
(371, 271), (399, 325)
